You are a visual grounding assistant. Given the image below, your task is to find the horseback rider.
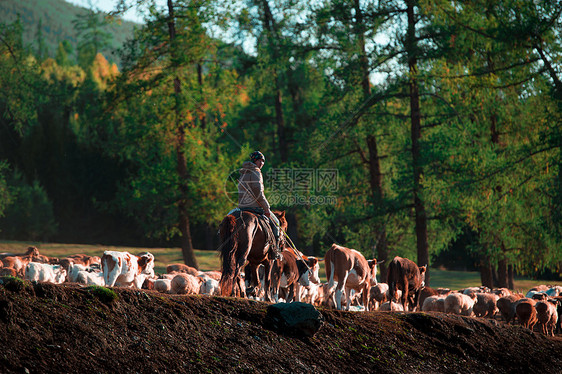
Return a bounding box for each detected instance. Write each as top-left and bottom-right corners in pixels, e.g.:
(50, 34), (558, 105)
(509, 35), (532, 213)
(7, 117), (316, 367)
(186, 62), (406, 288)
(238, 151), (282, 259)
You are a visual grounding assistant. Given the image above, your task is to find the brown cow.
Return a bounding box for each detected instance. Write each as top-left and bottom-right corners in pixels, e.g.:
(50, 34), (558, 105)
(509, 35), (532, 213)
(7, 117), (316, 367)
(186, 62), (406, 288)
(166, 263), (199, 276)
(271, 249), (320, 303)
(536, 299), (558, 337)
(515, 298), (538, 330)
(0, 246), (39, 260)
(325, 244), (380, 311)
(497, 294), (523, 324)
(387, 256), (426, 312)
(1, 256), (30, 277)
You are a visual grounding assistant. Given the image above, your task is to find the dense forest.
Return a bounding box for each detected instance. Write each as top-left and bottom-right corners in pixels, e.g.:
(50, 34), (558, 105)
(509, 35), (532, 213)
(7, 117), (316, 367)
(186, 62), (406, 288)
(1, 0), (562, 287)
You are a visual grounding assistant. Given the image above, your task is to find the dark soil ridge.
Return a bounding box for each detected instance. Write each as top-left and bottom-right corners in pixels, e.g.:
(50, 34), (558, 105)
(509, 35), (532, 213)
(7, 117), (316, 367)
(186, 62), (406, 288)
(0, 278), (561, 374)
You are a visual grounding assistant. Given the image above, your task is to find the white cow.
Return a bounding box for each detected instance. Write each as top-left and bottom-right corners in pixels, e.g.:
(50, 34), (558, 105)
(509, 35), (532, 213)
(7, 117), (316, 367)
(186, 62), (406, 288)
(101, 251), (155, 288)
(67, 263), (88, 283)
(24, 262), (66, 284)
(75, 270), (105, 286)
(154, 278), (172, 293)
(199, 275), (221, 295)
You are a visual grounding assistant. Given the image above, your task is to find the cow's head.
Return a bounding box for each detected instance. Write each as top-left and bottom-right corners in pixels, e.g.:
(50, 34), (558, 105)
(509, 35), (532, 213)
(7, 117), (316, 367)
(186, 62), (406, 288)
(273, 211), (288, 232)
(418, 265), (427, 288)
(368, 259), (383, 285)
(137, 252), (155, 275)
(307, 257), (320, 284)
(25, 246), (40, 257)
(54, 265), (67, 284)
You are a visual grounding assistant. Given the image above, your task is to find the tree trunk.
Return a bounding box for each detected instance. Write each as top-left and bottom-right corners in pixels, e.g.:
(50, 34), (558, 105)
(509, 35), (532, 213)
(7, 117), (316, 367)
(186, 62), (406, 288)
(260, 0), (288, 163)
(354, 0), (390, 279)
(507, 264), (514, 290)
(197, 63), (207, 129)
(367, 135), (389, 280)
(406, 0), (429, 284)
(205, 223), (215, 251)
(168, 0), (198, 269)
(497, 257), (508, 288)
(480, 257), (494, 288)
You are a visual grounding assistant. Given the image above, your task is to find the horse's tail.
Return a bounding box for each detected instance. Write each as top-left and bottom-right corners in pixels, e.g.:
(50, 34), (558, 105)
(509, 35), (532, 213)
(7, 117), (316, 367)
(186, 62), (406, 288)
(219, 214), (239, 296)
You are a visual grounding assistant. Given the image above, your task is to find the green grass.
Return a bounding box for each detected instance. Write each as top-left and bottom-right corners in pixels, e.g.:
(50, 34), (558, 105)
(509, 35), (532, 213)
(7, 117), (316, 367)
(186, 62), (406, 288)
(2, 240), (560, 292)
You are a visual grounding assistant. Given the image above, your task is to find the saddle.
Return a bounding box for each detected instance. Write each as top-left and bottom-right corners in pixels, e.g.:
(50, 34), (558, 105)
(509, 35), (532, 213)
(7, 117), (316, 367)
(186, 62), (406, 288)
(228, 207), (280, 260)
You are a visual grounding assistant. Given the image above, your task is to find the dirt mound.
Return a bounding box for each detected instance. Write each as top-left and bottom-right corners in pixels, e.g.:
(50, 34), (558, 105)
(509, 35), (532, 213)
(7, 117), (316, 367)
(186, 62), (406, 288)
(0, 278), (560, 373)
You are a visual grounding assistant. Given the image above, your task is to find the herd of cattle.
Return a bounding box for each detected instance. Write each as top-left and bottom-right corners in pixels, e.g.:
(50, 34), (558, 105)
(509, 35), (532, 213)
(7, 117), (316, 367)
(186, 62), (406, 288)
(0, 244), (561, 337)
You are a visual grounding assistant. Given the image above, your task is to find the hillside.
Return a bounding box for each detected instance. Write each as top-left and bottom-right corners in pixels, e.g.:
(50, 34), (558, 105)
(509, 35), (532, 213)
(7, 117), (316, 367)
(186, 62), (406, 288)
(0, 278), (561, 374)
(0, 0), (137, 64)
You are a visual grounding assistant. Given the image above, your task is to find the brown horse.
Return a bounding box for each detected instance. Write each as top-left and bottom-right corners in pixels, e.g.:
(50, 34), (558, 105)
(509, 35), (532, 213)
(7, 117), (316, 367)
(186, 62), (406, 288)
(219, 210), (287, 301)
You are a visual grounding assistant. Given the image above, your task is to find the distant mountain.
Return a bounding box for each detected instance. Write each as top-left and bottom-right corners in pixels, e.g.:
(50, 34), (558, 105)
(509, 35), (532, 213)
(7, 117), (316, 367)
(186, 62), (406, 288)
(0, 0), (138, 65)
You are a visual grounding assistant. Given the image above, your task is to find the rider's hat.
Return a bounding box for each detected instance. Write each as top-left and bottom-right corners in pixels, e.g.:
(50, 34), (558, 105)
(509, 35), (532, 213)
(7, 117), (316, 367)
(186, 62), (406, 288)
(250, 151), (265, 163)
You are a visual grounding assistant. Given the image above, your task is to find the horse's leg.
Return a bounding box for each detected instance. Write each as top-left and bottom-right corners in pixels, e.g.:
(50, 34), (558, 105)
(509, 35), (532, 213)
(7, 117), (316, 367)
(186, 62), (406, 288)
(235, 227), (254, 299)
(262, 260), (274, 302)
(271, 261), (281, 303)
(247, 265), (261, 300)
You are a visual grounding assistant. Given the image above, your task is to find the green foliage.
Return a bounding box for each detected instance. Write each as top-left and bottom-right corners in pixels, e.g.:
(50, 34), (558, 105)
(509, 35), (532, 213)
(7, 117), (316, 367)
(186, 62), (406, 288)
(55, 40), (74, 67)
(73, 8), (113, 69)
(87, 285), (119, 303)
(0, 0), (136, 65)
(2, 0), (562, 279)
(0, 170), (57, 241)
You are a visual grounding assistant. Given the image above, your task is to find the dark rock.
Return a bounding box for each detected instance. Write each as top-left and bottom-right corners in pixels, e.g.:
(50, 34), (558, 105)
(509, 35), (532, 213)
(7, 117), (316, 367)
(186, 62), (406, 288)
(265, 302), (324, 338)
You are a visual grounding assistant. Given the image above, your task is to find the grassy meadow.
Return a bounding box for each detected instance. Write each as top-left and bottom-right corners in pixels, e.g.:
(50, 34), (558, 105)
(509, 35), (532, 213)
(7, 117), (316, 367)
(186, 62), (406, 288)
(1, 240), (559, 293)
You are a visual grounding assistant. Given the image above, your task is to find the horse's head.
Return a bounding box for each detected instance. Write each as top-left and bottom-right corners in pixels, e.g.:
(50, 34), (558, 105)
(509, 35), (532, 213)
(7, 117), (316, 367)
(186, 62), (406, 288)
(273, 211), (288, 232)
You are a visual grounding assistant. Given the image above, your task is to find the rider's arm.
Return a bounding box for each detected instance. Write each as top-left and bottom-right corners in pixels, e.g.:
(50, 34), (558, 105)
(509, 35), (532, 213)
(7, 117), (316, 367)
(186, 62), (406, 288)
(253, 170), (271, 213)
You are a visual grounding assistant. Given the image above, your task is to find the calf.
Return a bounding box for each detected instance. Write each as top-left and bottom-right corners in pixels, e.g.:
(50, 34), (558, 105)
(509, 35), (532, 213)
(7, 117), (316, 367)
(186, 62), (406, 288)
(546, 286), (562, 297)
(497, 294), (523, 324)
(0, 246), (39, 260)
(171, 273), (202, 295)
(419, 286), (451, 309)
(492, 288), (511, 298)
(422, 295), (447, 313)
(102, 251), (155, 288)
(67, 254), (100, 267)
(166, 263), (199, 276)
(24, 262), (66, 284)
(299, 282), (321, 305)
(2, 256), (30, 276)
(536, 299), (559, 337)
(197, 271), (222, 282)
(75, 270), (105, 286)
(473, 293), (499, 318)
(67, 263), (88, 283)
(379, 301), (405, 312)
(199, 276), (221, 296)
(272, 250), (320, 303)
(515, 298), (538, 330)
(554, 296), (562, 334)
(369, 283), (389, 311)
(462, 286), (490, 299)
(444, 293), (476, 316)
(155, 278), (172, 293)
(387, 256), (426, 311)
(325, 244), (379, 311)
